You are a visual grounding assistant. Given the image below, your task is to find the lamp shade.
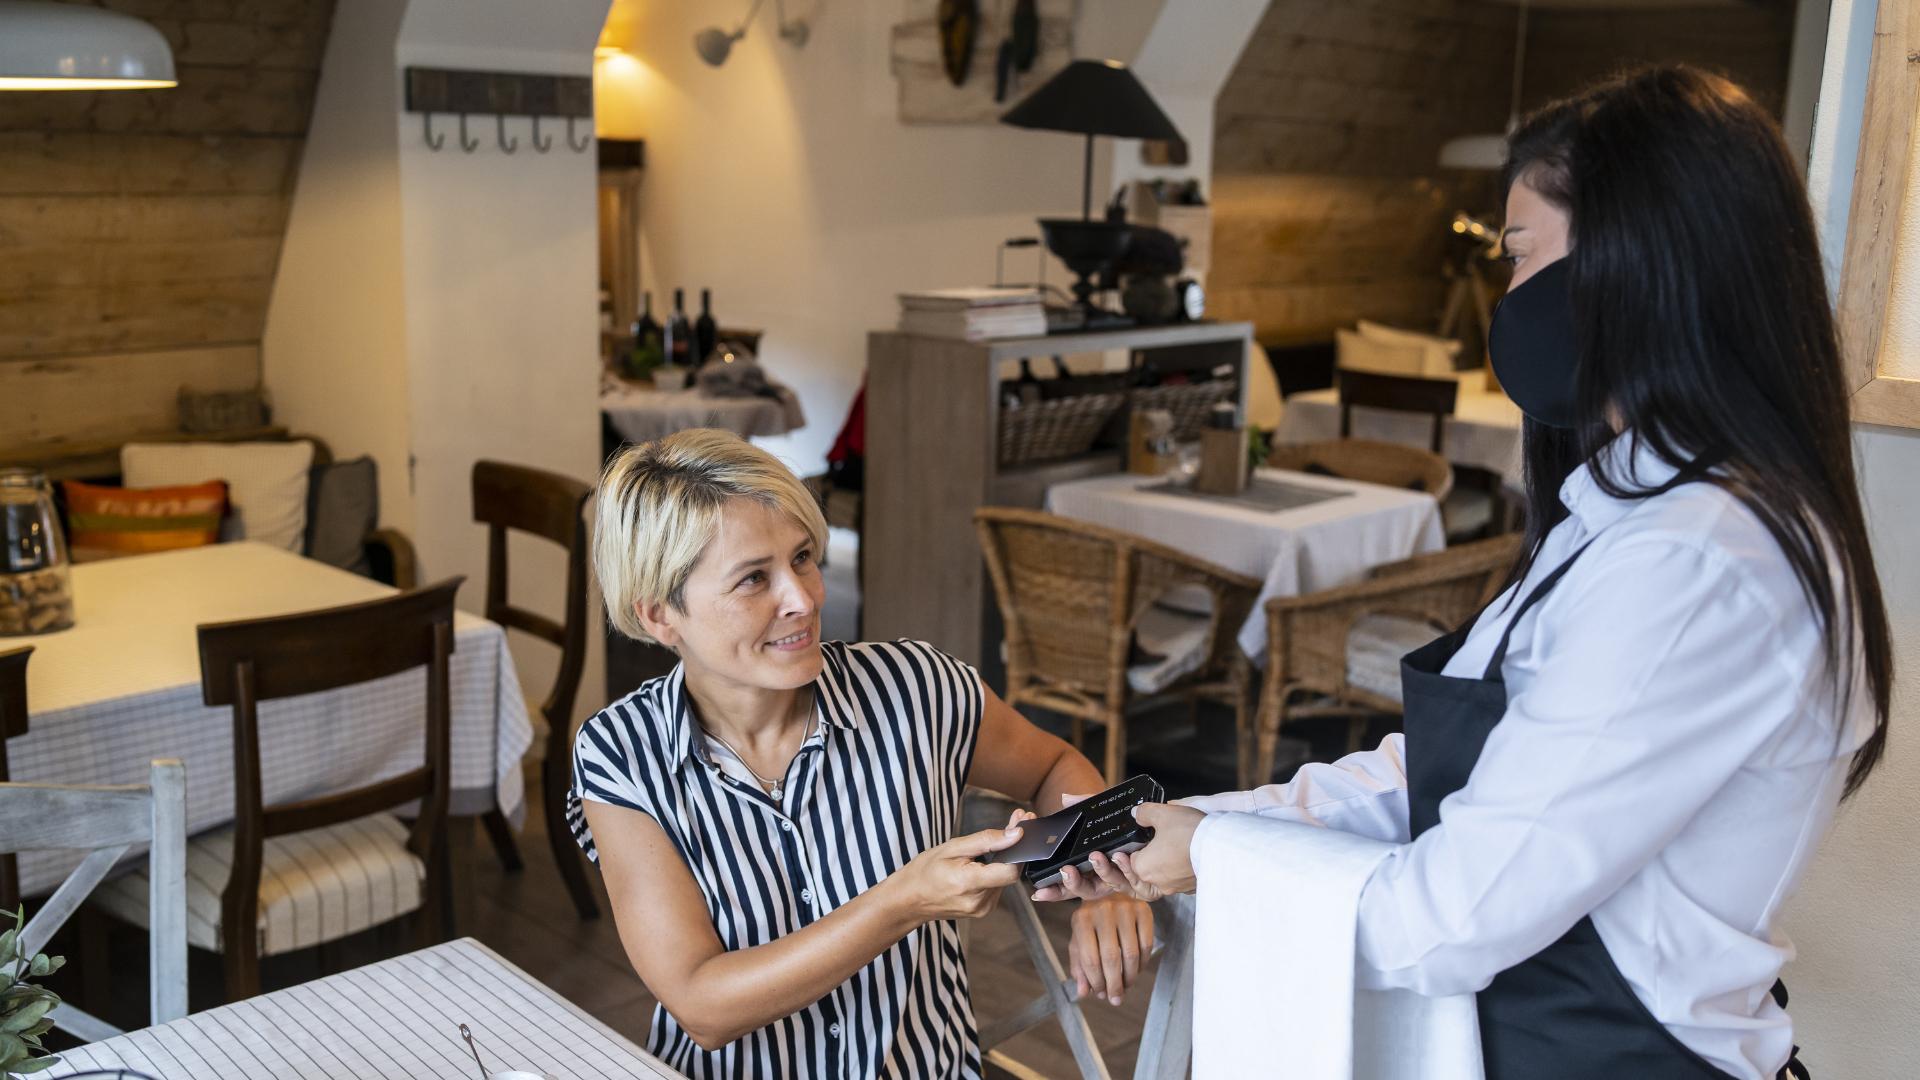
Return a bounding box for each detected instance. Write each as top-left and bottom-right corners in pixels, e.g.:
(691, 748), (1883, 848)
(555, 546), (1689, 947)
(0, 0), (176, 90)
(1000, 58), (1181, 142)
(1437, 132), (1508, 171)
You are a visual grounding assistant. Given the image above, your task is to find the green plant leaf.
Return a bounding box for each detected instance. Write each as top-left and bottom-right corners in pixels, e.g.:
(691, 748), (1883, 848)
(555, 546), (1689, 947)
(0, 1029), (26, 1066)
(0, 998), (51, 1035)
(11, 1053), (63, 1074)
(0, 928), (16, 968)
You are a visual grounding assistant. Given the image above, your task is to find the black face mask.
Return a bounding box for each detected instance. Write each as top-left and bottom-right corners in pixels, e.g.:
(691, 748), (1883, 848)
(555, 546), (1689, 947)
(1488, 257), (1579, 428)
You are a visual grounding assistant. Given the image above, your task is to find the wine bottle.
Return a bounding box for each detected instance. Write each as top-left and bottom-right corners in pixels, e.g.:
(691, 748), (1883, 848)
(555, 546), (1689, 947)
(695, 288), (718, 365)
(628, 292), (659, 373)
(664, 288), (693, 368)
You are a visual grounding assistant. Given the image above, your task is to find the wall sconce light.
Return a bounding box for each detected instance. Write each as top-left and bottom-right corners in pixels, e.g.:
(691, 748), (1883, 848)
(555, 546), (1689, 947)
(0, 0), (175, 91)
(695, 0), (809, 68)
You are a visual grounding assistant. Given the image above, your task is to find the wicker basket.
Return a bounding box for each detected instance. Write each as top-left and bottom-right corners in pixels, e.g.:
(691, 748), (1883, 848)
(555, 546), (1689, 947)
(999, 392), (1125, 466)
(1129, 378), (1236, 440)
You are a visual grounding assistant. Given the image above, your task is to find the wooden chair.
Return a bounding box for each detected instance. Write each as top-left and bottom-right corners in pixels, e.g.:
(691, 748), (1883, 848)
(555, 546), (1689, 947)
(975, 508), (1261, 787)
(1248, 535), (1522, 788)
(0, 758), (187, 1043)
(89, 579), (463, 1001)
(1336, 368), (1459, 452)
(0, 645), (29, 913)
(1267, 438), (1454, 502)
(471, 460), (599, 921)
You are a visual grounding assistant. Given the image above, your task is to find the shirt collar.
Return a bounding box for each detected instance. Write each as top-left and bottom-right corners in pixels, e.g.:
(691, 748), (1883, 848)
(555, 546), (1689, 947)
(663, 650), (860, 771)
(1558, 431), (1685, 533)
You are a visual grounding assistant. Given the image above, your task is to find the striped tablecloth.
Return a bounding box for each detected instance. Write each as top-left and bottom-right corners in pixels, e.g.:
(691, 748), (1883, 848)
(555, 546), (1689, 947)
(44, 937), (682, 1078)
(11, 542), (532, 897)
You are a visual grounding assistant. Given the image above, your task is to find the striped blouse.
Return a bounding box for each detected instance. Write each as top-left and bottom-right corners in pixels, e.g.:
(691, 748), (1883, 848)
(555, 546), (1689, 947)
(568, 639), (986, 1079)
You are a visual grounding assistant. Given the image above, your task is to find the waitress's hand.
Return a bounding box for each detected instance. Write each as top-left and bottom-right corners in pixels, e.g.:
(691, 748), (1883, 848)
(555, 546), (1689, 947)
(1069, 894), (1155, 1007)
(1032, 802), (1206, 903)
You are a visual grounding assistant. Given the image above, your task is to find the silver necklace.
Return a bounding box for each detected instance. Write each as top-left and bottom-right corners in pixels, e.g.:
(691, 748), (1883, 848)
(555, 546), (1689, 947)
(707, 691), (811, 799)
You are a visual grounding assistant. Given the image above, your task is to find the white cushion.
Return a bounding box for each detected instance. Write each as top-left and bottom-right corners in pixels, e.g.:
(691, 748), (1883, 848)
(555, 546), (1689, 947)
(1344, 614), (1443, 705)
(93, 813), (424, 957)
(1357, 320), (1464, 378)
(122, 441), (315, 552)
(1336, 328), (1426, 377)
(1127, 604), (1213, 695)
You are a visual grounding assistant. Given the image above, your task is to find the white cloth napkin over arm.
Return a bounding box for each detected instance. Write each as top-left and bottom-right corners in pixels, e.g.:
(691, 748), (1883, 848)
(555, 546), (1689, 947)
(1190, 812), (1484, 1080)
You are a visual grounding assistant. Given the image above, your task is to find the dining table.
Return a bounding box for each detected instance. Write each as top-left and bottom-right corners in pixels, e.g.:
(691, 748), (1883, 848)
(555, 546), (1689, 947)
(1045, 467), (1445, 662)
(601, 369), (805, 445)
(1276, 370), (1524, 486)
(42, 937), (682, 1079)
(10, 541), (532, 899)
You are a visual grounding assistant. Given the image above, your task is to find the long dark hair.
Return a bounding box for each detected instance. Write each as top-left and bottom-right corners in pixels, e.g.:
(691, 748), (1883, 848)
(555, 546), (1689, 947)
(1498, 65), (1891, 797)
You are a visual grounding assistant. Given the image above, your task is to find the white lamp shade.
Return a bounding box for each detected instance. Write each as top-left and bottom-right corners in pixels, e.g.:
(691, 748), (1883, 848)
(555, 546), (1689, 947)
(1437, 132), (1508, 171)
(0, 0), (176, 90)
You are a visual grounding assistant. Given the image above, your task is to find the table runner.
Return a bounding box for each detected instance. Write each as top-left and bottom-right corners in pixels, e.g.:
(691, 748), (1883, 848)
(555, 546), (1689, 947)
(1137, 476), (1354, 514)
(44, 937), (682, 1079)
(11, 543), (531, 897)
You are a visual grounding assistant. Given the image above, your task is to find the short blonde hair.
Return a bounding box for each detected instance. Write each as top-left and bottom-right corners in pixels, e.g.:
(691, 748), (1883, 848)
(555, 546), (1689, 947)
(594, 428), (828, 643)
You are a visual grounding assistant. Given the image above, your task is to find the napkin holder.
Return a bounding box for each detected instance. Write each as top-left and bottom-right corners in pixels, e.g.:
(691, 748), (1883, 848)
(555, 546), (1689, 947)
(1193, 404), (1249, 495)
(1128, 408), (1177, 476)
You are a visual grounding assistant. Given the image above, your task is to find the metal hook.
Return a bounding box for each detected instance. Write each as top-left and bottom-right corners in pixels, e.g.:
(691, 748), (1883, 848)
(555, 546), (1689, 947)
(422, 112), (445, 151)
(457, 113), (479, 153)
(530, 115), (553, 153)
(566, 116), (592, 153)
(495, 113), (518, 154)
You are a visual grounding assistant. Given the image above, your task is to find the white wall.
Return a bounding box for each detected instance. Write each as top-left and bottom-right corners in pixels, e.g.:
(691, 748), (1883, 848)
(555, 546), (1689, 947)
(262, 0), (416, 539)
(1779, 425), (1920, 1075)
(265, 0), (613, 730)
(394, 0), (610, 712)
(615, 0), (1279, 474)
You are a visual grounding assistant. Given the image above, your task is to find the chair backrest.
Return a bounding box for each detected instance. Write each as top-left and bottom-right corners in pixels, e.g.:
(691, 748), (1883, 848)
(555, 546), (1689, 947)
(974, 508), (1259, 705)
(196, 579), (462, 915)
(1336, 368), (1459, 452)
(0, 646), (28, 911)
(1266, 439), (1454, 503)
(471, 460), (592, 729)
(0, 758), (187, 1037)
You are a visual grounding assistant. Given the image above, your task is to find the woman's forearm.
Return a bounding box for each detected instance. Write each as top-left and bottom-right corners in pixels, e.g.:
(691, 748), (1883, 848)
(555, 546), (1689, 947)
(669, 875), (921, 1048)
(1032, 734), (1109, 813)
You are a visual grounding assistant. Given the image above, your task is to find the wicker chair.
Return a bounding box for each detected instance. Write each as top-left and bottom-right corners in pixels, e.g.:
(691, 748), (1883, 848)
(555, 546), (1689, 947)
(1248, 534), (1522, 789)
(976, 508), (1262, 787)
(1267, 438), (1454, 502)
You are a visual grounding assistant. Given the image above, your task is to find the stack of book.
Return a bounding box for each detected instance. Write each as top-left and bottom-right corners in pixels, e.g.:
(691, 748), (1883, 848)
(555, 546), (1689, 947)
(897, 287), (1047, 341)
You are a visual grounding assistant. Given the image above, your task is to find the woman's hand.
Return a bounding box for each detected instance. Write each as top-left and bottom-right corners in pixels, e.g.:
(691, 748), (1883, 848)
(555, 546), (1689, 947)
(1069, 895), (1155, 1006)
(1033, 802), (1205, 903)
(887, 816), (1026, 923)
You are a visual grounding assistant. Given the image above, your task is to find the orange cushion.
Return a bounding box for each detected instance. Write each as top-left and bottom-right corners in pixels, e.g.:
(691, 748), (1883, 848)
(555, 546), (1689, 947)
(62, 479), (228, 562)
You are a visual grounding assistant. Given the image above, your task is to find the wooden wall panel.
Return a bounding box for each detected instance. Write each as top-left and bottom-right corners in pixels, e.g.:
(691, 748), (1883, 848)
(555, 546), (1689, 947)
(1520, 5), (1796, 117)
(0, 0), (336, 456)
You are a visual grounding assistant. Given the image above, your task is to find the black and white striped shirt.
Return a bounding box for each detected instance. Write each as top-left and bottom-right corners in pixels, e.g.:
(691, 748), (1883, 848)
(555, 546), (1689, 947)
(568, 639), (986, 1079)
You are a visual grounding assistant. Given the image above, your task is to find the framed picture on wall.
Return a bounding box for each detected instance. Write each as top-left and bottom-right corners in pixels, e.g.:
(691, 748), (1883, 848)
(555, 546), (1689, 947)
(1815, 0), (1920, 428)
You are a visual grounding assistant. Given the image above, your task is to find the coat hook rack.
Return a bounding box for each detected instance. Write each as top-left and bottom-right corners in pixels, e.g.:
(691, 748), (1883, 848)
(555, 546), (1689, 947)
(404, 66), (594, 155)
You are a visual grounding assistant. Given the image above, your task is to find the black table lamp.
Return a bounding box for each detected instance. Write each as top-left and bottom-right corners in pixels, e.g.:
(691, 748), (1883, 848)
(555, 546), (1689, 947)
(1001, 59), (1182, 328)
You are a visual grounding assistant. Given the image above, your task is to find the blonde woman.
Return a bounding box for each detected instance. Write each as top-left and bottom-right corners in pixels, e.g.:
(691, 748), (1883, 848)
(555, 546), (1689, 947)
(571, 429), (1152, 1078)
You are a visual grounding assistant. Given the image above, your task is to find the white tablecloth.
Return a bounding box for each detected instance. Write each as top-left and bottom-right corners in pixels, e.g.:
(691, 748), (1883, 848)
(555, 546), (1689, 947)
(1045, 469), (1444, 662)
(1277, 380), (1524, 486)
(46, 937), (683, 1079)
(602, 380), (805, 444)
(12, 542), (531, 898)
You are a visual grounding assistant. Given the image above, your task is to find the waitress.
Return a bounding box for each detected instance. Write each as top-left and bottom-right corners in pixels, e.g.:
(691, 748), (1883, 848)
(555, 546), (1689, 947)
(1038, 66), (1892, 1080)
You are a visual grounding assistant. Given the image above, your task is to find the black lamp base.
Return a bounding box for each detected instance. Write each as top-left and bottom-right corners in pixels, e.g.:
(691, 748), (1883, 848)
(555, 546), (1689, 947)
(1038, 217), (1133, 328)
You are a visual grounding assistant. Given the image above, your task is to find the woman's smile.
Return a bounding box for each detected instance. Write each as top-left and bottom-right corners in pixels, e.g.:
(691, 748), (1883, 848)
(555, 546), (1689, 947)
(766, 626), (814, 651)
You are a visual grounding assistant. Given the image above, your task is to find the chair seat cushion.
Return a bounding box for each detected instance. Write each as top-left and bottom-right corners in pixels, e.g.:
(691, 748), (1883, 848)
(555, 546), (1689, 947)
(1345, 614), (1442, 706)
(93, 813), (424, 957)
(1127, 604), (1212, 695)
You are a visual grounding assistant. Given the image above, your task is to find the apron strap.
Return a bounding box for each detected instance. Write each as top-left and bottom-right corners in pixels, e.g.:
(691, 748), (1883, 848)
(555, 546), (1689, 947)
(1480, 537), (1600, 682)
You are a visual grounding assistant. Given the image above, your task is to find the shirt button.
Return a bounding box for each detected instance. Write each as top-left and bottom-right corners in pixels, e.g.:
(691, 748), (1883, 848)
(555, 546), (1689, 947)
(801, 888), (813, 903)
(829, 1022), (841, 1038)
(781, 820), (793, 832)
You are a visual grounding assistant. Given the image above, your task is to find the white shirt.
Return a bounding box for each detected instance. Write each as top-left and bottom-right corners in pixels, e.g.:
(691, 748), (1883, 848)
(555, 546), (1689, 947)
(1184, 435), (1870, 1079)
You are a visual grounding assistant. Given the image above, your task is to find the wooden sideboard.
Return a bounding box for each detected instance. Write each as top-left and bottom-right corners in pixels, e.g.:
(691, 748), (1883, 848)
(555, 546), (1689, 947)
(863, 321), (1254, 680)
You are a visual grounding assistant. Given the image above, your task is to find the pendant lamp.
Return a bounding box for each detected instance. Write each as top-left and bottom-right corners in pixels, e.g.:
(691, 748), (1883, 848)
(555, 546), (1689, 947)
(0, 0), (176, 91)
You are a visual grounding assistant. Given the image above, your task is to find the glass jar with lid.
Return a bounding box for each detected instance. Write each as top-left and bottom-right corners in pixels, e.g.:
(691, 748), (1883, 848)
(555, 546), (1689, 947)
(0, 468), (75, 636)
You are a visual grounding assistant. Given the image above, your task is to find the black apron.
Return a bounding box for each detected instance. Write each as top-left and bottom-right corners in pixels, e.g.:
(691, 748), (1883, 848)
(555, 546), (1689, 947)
(1398, 541), (1809, 1080)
